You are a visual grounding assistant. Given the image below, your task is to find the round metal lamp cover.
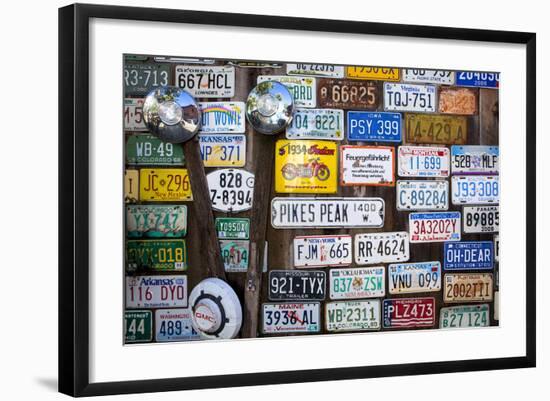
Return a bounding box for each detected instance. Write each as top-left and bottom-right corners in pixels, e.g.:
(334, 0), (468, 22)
(246, 81), (294, 135)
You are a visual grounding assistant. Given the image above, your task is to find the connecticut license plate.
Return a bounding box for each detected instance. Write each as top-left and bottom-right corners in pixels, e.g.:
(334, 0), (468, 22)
(199, 134), (246, 167)
(198, 102), (245, 133)
(383, 298), (435, 328)
(347, 111), (402, 142)
(346, 66), (399, 81)
(126, 239), (187, 271)
(139, 168), (192, 201)
(444, 241), (494, 270)
(215, 218), (250, 240)
(175, 65), (235, 97)
(155, 309), (200, 342)
(396, 180), (448, 211)
(463, 206), (499, 233)
(126, 275), (188, 308)
(125, 310), (153, 343)
(402, 69), (455, 85)
(444, 273), (493, 302)
(409, 212), (461, 243)
(286, 63), (344, 78)
(124, 63), (169, 96)
(126, 135), (184, 166)
(329, 267), (385, 299)
(388, 262), (441, 294)
(451, 145), (499, 175)
(293, 235), (352, 268)
(404, 114), (467, 145)
(455, 71), (499, 88)
(286, 109), (344, 140)
(452, 176), (499, 204)
(124, 98), (147, 131)
(440, 304), (490, 329)
(268, 270), (326, 301)
(207, 169), (254, 212)
(126, 205), (187, 238)
(220, 240), (249, 272)
(317, 78), (379, 109)
(384, 83), (436, 112)
(398, 146), (450, 177)
(325, 300), (381, 331)
(354, 232), (409, 265)
(262, 303), (321, 334)
(258, 75), (316, 108)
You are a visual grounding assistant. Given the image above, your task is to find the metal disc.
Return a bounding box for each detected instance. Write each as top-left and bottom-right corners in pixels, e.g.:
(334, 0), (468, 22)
(246, 81), (294, 135)
(143, 86), (201, 143)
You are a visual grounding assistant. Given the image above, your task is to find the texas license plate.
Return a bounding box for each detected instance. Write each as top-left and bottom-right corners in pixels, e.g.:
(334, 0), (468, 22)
(329, 267), (385, 299)
(126, 205), (187, 238)
(286, 63), (344, 78)
(317, 78), (379, 109)
(396, 180), (448, 211)
(404, 114), (467, 144)
(262, 303), (321, 334)
(444, 273), (493, 302)
(402, 68), (455, 85)
(124, 310), (153, 343)
(388, 262), (441, 294)
(268, 270), (326, 301)
(452, 176), (499, 204)
(444, 241), (494, 270)
(340, 145), (395, 186)
(139, 168), (193, 201)
(220, 240), (249, 272)
(257, 75), (316, 108)
(123, 98), (147, 131)
(326, 300), (381, 331)
(155, 309), (200, 342)
(198, 102), (245, 133)
(126, 135), (185, 166)
(215, 217), (250, 240)
(439, 304), (490, 329)
(124, 63), (170, 96)
(383, 298), (435, 328)
(384, 83), (436, 112)
(125, 169), (139, 203)
(397, 146), (450, 177)
(347, 111), (402, 142)
(354, 232), (409, 264)
(346, 66), (400, 81)
(463, 206), (499, 233)
(456, 71), (499, 88)
(207, 169), (254, 212)
(286, 109), (344, 140)
(439, 87), (477, 115)
(126, 275), (188, 308)
(451, 145), (499, 175)
(199, 134), (246, 167)
(126, 239), (187, 271)
(175, 65), (235, 97)
(293, 235), (352, 268)
(409, 212), (461, 243)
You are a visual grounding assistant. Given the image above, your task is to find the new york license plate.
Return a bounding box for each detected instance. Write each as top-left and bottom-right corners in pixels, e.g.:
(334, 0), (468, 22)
(286, 63), (344, 78)
(286, 109), (344, 140)
(126, 275), (188, 308)
(262, 303), (321, 334)
(257, 75), (316, 108)
(383, 298), (435, 328)
(325, 300), (381, 331)
(452, 176), (499, 204)
(444, 241), (494, 270)
(456, 71), (499, 88)
(215, 218), (250, 240)
(268, 270), (326, 301)
(404, 114), (467, 145)
(293, 235), (352, 268)
(123, 98), (147, 131)
(396, 180), (448, 211)
(207, 169), (254, 212)
(155, 309), (200, 342)
(388, 262), (441, 294)
(463, 206), (499, 233)
(126, 135), (184, 166)
(384, 83), (436, 112)
(199, 134), (246, 167)
(444, 273), (493, 302)
(175, 65), (235, 97)
(329, 267), (385, 299)
(126, 205), (187, 238)
(354, 232), (409, 264)
(409, 212), (461, 243)
(124, 63), (170, 96)
(126, 239), (187, 271)
(220, 240), (249, 272)
(439, 304), (490, 329)
(451, 145), (499, 175)
(124, 310), (153, 343)
(347, 111), (402, 142)
(402, 69), (455, 85)
(346, 66), (400, 81)
(139, 168), (193, 201)
(398, 146), (450, 177)
(317, 79), (379, 109)
(198, 102), (245, 133)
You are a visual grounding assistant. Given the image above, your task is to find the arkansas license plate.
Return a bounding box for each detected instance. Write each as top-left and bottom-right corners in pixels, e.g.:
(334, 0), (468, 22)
(155, 309), (200, 342)
(409, 212), (461, 243)
(268, 270), (326, 301)
(293, 235), (352, 268)
(329, 267), (385, 299)
(463, 206), (499, 233)
(286, 63), (344, 78)
(124, 310), (153, 343)
(444, 273), (493, 302)
(124, 63), (170, 96)
(286, 108), (344, 140)
(340, 145), (395, 186)
(384, 83), (436, 112)
(262, 303), (321, 334)
(440, 304), (490, 329)
(388, 262), (441, 294)
(456, 71), (499, 88)
(175, 65), (235, 97)
(451, 145), (499, 175)
(444, 241), (494, 270)
(139, 168), (192, 201)
(346, 66), (400, 81)
(326, 300), (381, 331)
(126, 135), (184, 166)
(220, 240), (249, 272)
(126, 205), (187, 238)
(402, 69), (455, 85)
(258, 75), (316, 108)
(452, 176), (499, 204)
(124, 98), (147, 131)
(199, 134), (246, 167)
(199, 102), (245, 133)
(208, 169), (254, 212)
(383, 298), (435, 328)
(216, 217), (250, 240)
(126, 239), (187, 271)
(317, 78), (379, 109)
(396, 180), (448, 211)
(439, 87), (477, 115)
(126, 275), (188, 308)
(354, 232), (409, 264)
(405, 114), (467, 144)
(347, 111), (402, 142)
(398, 146), (450, 177)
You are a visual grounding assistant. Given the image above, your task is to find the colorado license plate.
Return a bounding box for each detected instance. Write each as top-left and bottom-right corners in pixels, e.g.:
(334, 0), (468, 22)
(383, 298), (435, 328)
(438, 87), (477, 115)
(286, 63), (344, 78)
(139, 168), (192, 201)
(396, 180), (448, 211)
(293, 235), (352, 268)
(388, 262), (441, 294)
(444, 241), (494, 270)
(439, 304), (490, 329)
(398, 146), (450, 177)
(286, 109), (344, 140)
(123, 98), (147, 131)
(126, 205), (187, 238)
(155, 309), (200, 342)
(126, 134), (184, 166)
(207, 169), (254, 212)
(199, 134), (246, 167)
(405, 114), (467, 144)
(257, 75), (316, 108)
(126, 275), (188, 308)
(326, 300), (381, 331)
(198, 102), (245, 133)
(463, 206), (499, 233)
(451, 145), (499, 175)
(346, 66), (400, 81)
(126, 239), (187, 271)
(456, 71), (499, 88)
(402, 69), (455, 85)
(384, 83), (436, 112)
(340, 145), (395, 186)
(262, 303), (321, 334)
(175, 65), (235, 97)
(329, 267), (385, 299)
(317, 78), (379, 109)
(215, 217), (250, 240)
(220, 240), (249, 272)
(452, 176), (499, 204)
(124, 310), (153, 343)
(347, 111), (402, 142)
(444, 273), (493, 302)
(268, 270), (326, 301)
(124, 63), (170, 96)
(354, 232), (409, 264)
(409, 212), (461, 243)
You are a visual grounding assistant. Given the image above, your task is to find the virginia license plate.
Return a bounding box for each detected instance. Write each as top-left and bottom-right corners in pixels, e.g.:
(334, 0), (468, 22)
(346, 66), (400, 81)
(409, 212), (461, 243)
(444, 241), (494, 270)
(139, 168), (193, 201)
(329, 267), (385, 299)
(207, 169), (254, 212)
(257, 75), (316, 108)
(126, 239), (187, 271)
(293, 235), (352, 268)
(384, 83), (436, 112)
(396, 180), (448, 211)
(123, 98), (147, 131)
(405, 114), (467, 144)
(398, 146), (450, 177)
(383, 297), (435, 328)
(126, 205), (187, 238)
(262, 303), (321, 334)
(286, 63), (344, 78)
(463, 206), (499, 233)
(286, 109), (344, 140)
(124, 310), (153, 342)
(444, 273), (493, 302)
(198, 102), (245, 133)
(452, 176), (499, 204)
(354, 232), (409, 265)
(155, 309), (200, 342)
(124, 63), (170, 96)
(268, 270), (326, 301)
(340, 145), (395, 186)
(317, 78), (379, 109)
(126, 134), (185, 166)
(326, 300), (381, 331)
(438, 87), (477, 115)
(125, 169), (139, 203)
(347, 111), (402, 142)
(175, 65), (235, 97)
(402, 68), (455, 85)
(439, 304), (490, 329)
(220, 240), (249, 272)
(388, 262), (441, 294)
(456, 71), (499, 88)
(199, 134), (246, 167)
(126, 275), (188, 308)
(216, 217), (250, 240)
(451, 145), (499, 175)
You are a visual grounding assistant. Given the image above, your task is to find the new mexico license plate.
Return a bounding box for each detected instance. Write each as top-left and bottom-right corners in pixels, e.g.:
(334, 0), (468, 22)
(220, 240), (249, 272)
(451, 145), (499, 175)
(346, 66), (400, 81)
(126, 239), (187, 271)
(340, 145), (395, 186)
(388, 262), (441, 294)
(397, 146), (450, 177)
(444, 273), (493, 302)
(124, 310), (153, 343)
(404, 114), (467, 145)
(268, 270), (326, 301)
(257, 75), (316, 108)
(124, 63), (169, 96)
(198, 102), (245, 133)
(456, 71), (499, 88)
(396, 180), (448, 211)
(402, 69), (455, 85)
(439, 304), (490, 329)
(126, 205), (187, 238)
(155, 309), (199, 342)
(286, 109), (344, 140)
(383, 298), (435, 328)
(293, 235), (352, 268)
(325, 300), (381, 331)
(286, 63), (344, 78)
(139, 168), (192, 201)
(126, 275), (188, 308)
(354, 232), (409, 264)
(329, 267), (385, 299)
(199, 134), (246, 167)
(317, 78), (379, 109)
(124, 98), (147, 131)
(347, 111), (402, 142)
(207, 169), (254, 212)
(409, 212), (461, 243)
(444, 241), (494, 270)
(452, 175), (499, 204)
(175, 65), (235, 97)
(215, 217), (250, 240)
(384, 83), (436, 112)
(126, 135), (184, 166)
(463, 206), (499, 233)
(262, 303), (321, 334)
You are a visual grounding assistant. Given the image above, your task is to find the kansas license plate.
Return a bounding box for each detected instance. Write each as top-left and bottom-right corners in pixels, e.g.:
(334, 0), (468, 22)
(126, 239), (187, 271)
(175, 65), (235, 97)
(126, 275), (188, 308)
(262, 303), (321, 334)
(340, 145), (395, 186)
(440, 304), (490, 329)
(125, 169), (139, 203)
(444, 273), (493, 302)
(405, 114), (467, 144)
(207, 169), (254, 212)
(439, 87), (477, 115)
(155, 309), (200, 342)
(396, 180), (448, 211)
(124, 63), (170, 96)
(402, 68), (455, 85)
(347, 111), (401, 142)
(383, 298), (435, 328)
(124, 310), (153, 343)
(126, 205), (187, 238)
(216, 217), (250, 240)
(329, 267), (385, 299)
(346, 66), (400, 81)
(199, 134), (246, 167)
(384, 83), (436, 112)
(456, 71), (499, 88)
(257, 75), (316, 108)
(286, 63), (344, 78)
(139, 168), (192, 201)
(354, 232), (409, 265)
(317, 78), (379, 109)
(451, 145), (499, 175)
(326, 300), (381, 331)
(220, 240), (249, 272)
(286, 109), (344, 140)
(123, 98), (147, 131)
(409, 212), (461, 243)
(199, 102), (245, 133)
(126, 135), (185, 166)
(398, 146), (450, 177)
(293, 235), (352, 268)
(444, 241), (494, 270)
(452, 176), (499, 204)
(388, 262), (441, 294)
(268, 270), (326, 301)
(463, 206), (499, 233)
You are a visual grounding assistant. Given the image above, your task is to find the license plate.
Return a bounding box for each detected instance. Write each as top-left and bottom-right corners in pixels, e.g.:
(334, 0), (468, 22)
(139, 168), (192, 202)
(456, 71), (499, 88)
(404, 114), (467, 144)
(397, 146), (450, 177)
(293, 235), (352, 268)
(199, 134), (246, 167)
(346, 66), (400, 81)
(494, 235), (500, 262)
(438, 87), (477, 115)
(409, 212), (461, 243)
(286, 109), (344, 140)
(124, 63), (170, 96)
(275, 140), (337, 193)
(396, 180), (448, 211)
(326, 300), (381, 331)
(384, 83), (436, 112)
(262, 303), (321, 333)
(155, 309), (200, 342)
(383, 298), (435, 328)
(340, 145), (395, 186)
(354, 232), (409, 264)
(443, 273), (493, 302)
(329, 267), (385, 299)
(440, 304), (490, 329)
(388, 262), (441, 294)
(257, 75), (316, 108)
(451, 145), (499, 175)
(463, 206), (499, 233)
(286, 63), (344, 78)
(207, 169), (254, 212)
(494, 291), (499, 320)
(125, 169), (139, 203)
(215, 217), (250, 240)
(123, 98), (147, 131)
(402, 68), (455, 85)
(271, 197), (385, 228)
(126, 239), (187, 271)
(126, 134), (184, 166)
(444, 241), (494, 270)
(452, 175), (499, 204)
(317, 78), (379, 109)
(347, 111), (402, 142)
(220, 240), (249, 272)
(124, 310), (153, 343)
(175, 65), (235, 97)
(198, 102), (245, 133)
(126, 275), (188, 308)
(268, 270), (326, 301)
(126, 205), (187, 238)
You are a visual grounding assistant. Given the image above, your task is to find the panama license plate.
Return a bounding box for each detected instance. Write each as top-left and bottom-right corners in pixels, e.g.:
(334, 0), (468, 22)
(124, 310), (153, 343)
(139, 168), (192, 201)
(440, 304), (490, 329)
(317, 78), (379, 109)
(257, 75), (316, 108)
(126, 239), (187, 271)
(126, 275), (188, 308)
(329, 267), (385, 299)
(126, 135), (184, 166)
(388, 262), (441, 294)
(396, 180), (448, 211)
(326, 300), (381, 331)
(286, 63), (344, 78)
(383, 298), (435, 328)
(452, 175), (499, 204)
(268, 270), (326, 301)
(444, 273), (493, 302)
(220, 240), (249, 272)
(402, 68), (455, 85)
(207, 169), (254, 212)
(293, 235), (352, 268)
(409, 212), (461, 243)
(215, 217), (250, 240)
(451, 145), (499, 175)
(346, 66), (400, 81)
(123, 98), (147, 131)
(354, 232), (409, 265)
(262, 303), (321, 334)
(286, 109), (344, 140)
(384, 83), (436, 112)
(444, 241), (494, 270)
(155, 309), (200, 342)
(124, 63), (170, 96)
(398, 146), (450, 177)
(347, 111), (402, 142)
(198, 102), (245, 133)
(404, 114), (467, 145)
(456, 71), (499, 88)
(126, 205), (187, 238)
(199, 134), (246, 167)
(175, 65), (235, 97)
(463, 206), (499, 233)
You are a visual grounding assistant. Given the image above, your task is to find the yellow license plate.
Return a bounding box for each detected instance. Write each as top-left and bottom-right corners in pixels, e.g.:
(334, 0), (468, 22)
(139, 168), (193, 201)
(346, 66), (400, 81)
(404, 114), (467, 145)
(275, 140), (337, 194)
(125, 169), (139, 202)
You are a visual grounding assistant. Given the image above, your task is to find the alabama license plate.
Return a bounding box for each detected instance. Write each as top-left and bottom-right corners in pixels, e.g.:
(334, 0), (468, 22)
(220, 240), (249, 272)
(139, 168), (193, 201)
(329, 267), (385, 299)
(383, 298), (435, 328)
(207, 169), (254, 212)
(155, 309), (200, 342)
(126, 205), (187, 238)
(340, 145), (395, 186)
(439, 87), (477, 115)
(439, 304), (490, 329)
(405, 114), (467, 144)
(325, 300), (381, 331)
(286, 109), (344, 140)
(124, 63), (170, 96)
(126, 275), (188, 308)
(198, 102), (245, 133)
(124, 310), (153, 343)
(175, 65), (235, 97)
(125, 169), (139, 203)
(126, 239), (187, 271)
(451, 145), (499, 175)
(388, 262), (441, 294)
(456, 71), (499, 88)
(293, 235), (352, 268)
(126, 135), (184, 166)
(257, 75), (316, 108)
(215, 217), (250, 240)
(409, 212), (461, 243)
(286, 63), (344, 78)
(396, 180), (448, 211)
(444, 273), (493, 302)
(384, 83), (436, 112)
(346, 66), (400, 81)
(123, 98), (147, 131)
(199, 134), (246, 167)
(354, 232), (409, 264)
(402, 69), (455, 85)
(398, 146), (450, 177)
(463, 206), (499, 233)
(444, 241), (494, 270)
(268, 270), (326, 301)
(452, 175), (499, 204)
(317, 78), (379, 109)
(262, 303), (321, 334)
(347, 111), (402, 142)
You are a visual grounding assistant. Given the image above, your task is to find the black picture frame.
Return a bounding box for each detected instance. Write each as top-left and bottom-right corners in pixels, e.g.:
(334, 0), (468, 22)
(59, 3), (536, 397)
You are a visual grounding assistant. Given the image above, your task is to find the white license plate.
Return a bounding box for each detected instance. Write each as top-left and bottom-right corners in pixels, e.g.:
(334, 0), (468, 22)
(154, 309), (200, 342)
(398, 146), (450, 177)
(293, 235), (352, 268)
(409, 212), (461, 243)
(257, 75), (316, 108)
(262, 303), (321, 333)
(340, 146), (395, 186)
(199, 134), (246, 167)
(463, 206), (499, 233)
(384, 83), (437, 112)
(396, 180), (448, 211)
(354, 232), (409, 265)
(388, 262), (441, 294)
(452, 175), (499, 204)
(494, 234), (500, 262)
(198, 102), (245, 133)
(329, 267), (385, 299)
(451, 145), (499, 175)
(402, 69), (455, 85)
(124, 98), (147, 131)
(207, 169), (254, 212)
(439, 304), (490, 329)
(325, 300), (381, 331)
(286, 108), (344, 140)
(175, 65), (235, 97)
(444, 273), (493, 303)
(126, 276), (187, 308)
(286, 63), (344, 78)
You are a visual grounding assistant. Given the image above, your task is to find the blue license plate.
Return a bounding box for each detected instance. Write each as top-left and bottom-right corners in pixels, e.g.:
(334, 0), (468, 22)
(455, 71), (499, 88)
(347, 111), (402, 142)
(444, 241), (494, 270)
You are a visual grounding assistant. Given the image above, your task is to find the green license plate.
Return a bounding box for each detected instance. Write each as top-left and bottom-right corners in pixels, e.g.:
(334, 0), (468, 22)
(439, 304), (490, 328)
(126, 239), (187, 271)
(126, 134), (185, 166)
(124, 63), (170, 96)
(216, 218), (250, 239)
(220, 240), (249, 272)
(126, 205), (187, 238)
(124, 310), (153, 343)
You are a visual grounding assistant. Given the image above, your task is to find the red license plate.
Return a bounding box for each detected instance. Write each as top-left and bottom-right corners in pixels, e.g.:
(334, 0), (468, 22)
(383, 297), (435, 328)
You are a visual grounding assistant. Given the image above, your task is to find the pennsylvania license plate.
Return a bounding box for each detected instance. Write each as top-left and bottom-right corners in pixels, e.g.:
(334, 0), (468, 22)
(452, 176), (499, 204)
(220, 240), (249, 272)
(383, 298), (435, 328)
(317, 78), (379, 109)
(199, 134), (246, 167)
(126, 239), (187, 271)
(463, 206), (499, 233)
(126, 205), (187, 238)
(268, 270), (326, 301)
(405, 114), (467, 144)
(125, 169), (139, 203)
(402, 69), (455, 85)
(293, 235), (352, 268)
(354, 232), (409, 265)
(123, 98), (147, 131)
(126, 275), (188, 308)
(124, 63), (170, 96)
(340, 145), (395, 186)
(456, 71), (499, 88)
(346, 66), (400, 81)
(396, 180), (448, 211)
(397, 146), (450, 177)
(126, 135), (185, 166)
(388, 262), (441, 294)
(329, 267), (385, 299)
(207, 169), (254, 212)
(409, 212), (461, 243)
(451, 145), (499, 175)
(326, 300), (381, 331)
(439, 87), (477, 115)
(439, 304), (490, 329)
(124, 310), (153, 343)
(215, 217), (250, 240)
(384, 83), (436, 112)
(444, 241), (494, 270)
(262, 303), (321, 334)
(155, 309), (200, 342)
(139, 168), (193, 201)
(198, 102), (245, 133)
(286, 63), (344, 78)
(347, 111), (402, 142)
(444, 273), (493, 303)
(258, 75), (316, 108)
(286, 109), (344, 140)
(175, 65), (235, 97)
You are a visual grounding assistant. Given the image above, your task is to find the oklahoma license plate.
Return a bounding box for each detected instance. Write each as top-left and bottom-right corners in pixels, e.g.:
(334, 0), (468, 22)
(405, 114), (467, 145)
(456, 71), (499, 88)
(126, 134), (184, 166)
(439, 87), (477, 115)
(354, 232), (409, 265)
(402, 69), (455, 85)
(398, 146), (450, 177)
(124, 63), (170, 96)
(329, 267), (385, 299)
(325, 300), (381, 331)
(452, 175), (499, 204)
(207, 169), (254, 212)
(257, 75), (316, 108)
(215, 217), (250, 240)
(346, 66), (400, 81)
(198, 102), (245, 133)
(409, 212), (461, 243)
(388, 262), (441, 294)
(123, 98), (147, 131)
(286, 109), (344, 140)
(286, 63), (344, 78)
(268, 270), (326, 301)
(440, 304), (490, 329)
(396, 180), (448, 211)
(126, 275), (188, 308)
(347, 111), (402, 142)
(155, 309), (200, 342)
(199, 134), (246, 167)
(451, 145), (499, 175)
(139, 168), (193, 201)
(175, 65), (235, 97)
(340, 145), (395, 186)
(384, 83), (436, 112)
(383, 298), (435, 328)
(463, 206), (499, 233)
(317, 78), (379, 109)
(125, 310), (153, 343)
(126, 239), (187, 271)
(126, 205), (187, 238)
(293, 235), (352, 268)
(262, 303), (321, 334)
(220, 240), (249, 272)
(444, 241), (494, 270)
(444, 273), (493, 303)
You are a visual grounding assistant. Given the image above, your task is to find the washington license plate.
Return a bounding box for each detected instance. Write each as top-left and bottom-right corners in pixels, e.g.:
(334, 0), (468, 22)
(409, 212), (461, 243)
(396, 180), (448, 211)
(405, 114), (467, 145)
(124, 63), (169, 96)
(317, 78), (379, 109)
(126, 135), (184, 166)
(456, 71), (499, 88)
(286, 63), (344, 78)
(262, 303), (321, 334)
(444, 273), (493, 302)
(175, 65), (235, 97)
(384, 83), (436, 112)
(286, 109), (344, 140)
(346, 66), (399, 81)
(155, 309), (200, 342)
(354, 232), (409, 265)
(198, 102), (245, 133)
(208, 169), (254, 212)
(326, 300), (381, 331)
(451, 145), (499, 175)
(199, 134), (246, 167)
(124, 98), (146, 131)
(452, 176), (499, 204)
(293, 235), (352, 268)
(347, 111), (402, 142)
(463, 206), (499, 233)
(402, 69), (455, 85)
(126, 239), (187, 271)
(398, 146), (450, 177)
(268, 270), (326, 301)
(124, 310), (153, 342)
(388, 262), (441, 294)
(440, 304), (490, 329)
(126, 205), (187, 238)
(126, 275), (188, 308)
(383, 298), (435, 328)
(329, 267), (385, 299)
(216, 218), (250, 240)
(220, 240), (249, 272)
(139, 168), (192, 201)
(444, 241), (494, 270)
(258, 75), (316, 108)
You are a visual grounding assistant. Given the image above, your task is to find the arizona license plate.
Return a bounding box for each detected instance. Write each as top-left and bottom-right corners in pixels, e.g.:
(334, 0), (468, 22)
(271, 197), (385, 228)
(329, 267), (385, 299)
(317, 78), (379, 109)
(286, 63), (344, 78)
(396, 180), (448, 211)
(463, 206), (499, 233)
(383, 298), (435, 328)
(207, 169), (254, 212)
(405, 114), (467, 144)
(139, 168), (192, 201)
(268, 270), (326, 301)
(388, 262), (441, 294)
(124, 310), (153, 342)
(451, 145), (499, 175)
(126, 275), (188, 308)
(439, 87), (477, 115)
(126, 239), (187, 271)
(354, 232), (409, 264)
(340, 145), (395, 186)
(126, 205), (187, 238)
(384, 83), (436, 112)
(220, 240), (249, 272)
(198, 102), (245, 133)
(444, 273), (493, 302)
(125, 169), (139, 203)
(325, 300), (381, 331)
(126, 134), (184, 166)
(262, 303), (321, 334)
(123, 98), (147, 131)
(444, 241), (494, 270)
(440, 304), (490, 329)
(409, 212), (461, 243)
(346, 66), (400, 81)
(199, 134), (246, 167)
(175, 65), (235, 97)
(398, 146), (450, 177)
(124, 63), (170, 96)
(257, 75), (316, 108)
(452, 175), (499, 204)
(402, 68), (455, 85)
(216, 217), (250, 240)
(293, 235), (352, 268)
(456, 71), (499, 88)
(155, 309), (200, 342)
(286, 109), (344, 140)
(347, 111), (402, 142)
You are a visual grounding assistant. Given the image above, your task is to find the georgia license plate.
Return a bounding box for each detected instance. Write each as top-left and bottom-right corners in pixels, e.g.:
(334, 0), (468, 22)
(325, 300), (381, 331)
(384, 83), (436, 112)
(124, 63), (170, 96)
(198, 102), (245, 133)
(444, 241), (494, 270)
(199, 134), (246, 167)
(398, 146), (450, 177)
(317, 79), (379, 109)
(347, 111), (402, 142)
(396, 180), (448, 211)
(286, 108), (344, 140)
(451, 145), (499, 175)
(340, 145), (395, 186)
(402, 68), (455, 85)
(125, 169), (139, 203)
(220, 240), (249, 272)
(388, 262), (441, 294)
(126, 275), (188, 308)
(409, 212), (461, 243)
(383, 298), (435, 328)
(126, 205), (187, 238)
(329, 267), (385, 299)
(262, 303), (321, 334)
(346, 66), (400, 81)
(207, 169), (254, 212)
(139, 168), (193, 201)
(126, 134), (185, 166)
(440, 304), (490, 329)
(293, 235), (352, 268)
(155, 309), (200, 342)
(405, 114), (467, 144)
(125, 310), (153, 343)
(268, 270), (326, 301)
(439, 87), (478, 115)
(215, 217), (250, 240)
(463, 206), (499, 233)
(286, 63), (344, 78)
(124, 98), (147, 131)
(175, 65), (235, 97)
(444, 273), (493, 302)
(354, 232), (409, 265)
(456, 71), (499, 88)
(271, 197), (385, 228)
(257, 75), (316, 108)
(452, 176), (499, 204)
(126, 239), (187, 271)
